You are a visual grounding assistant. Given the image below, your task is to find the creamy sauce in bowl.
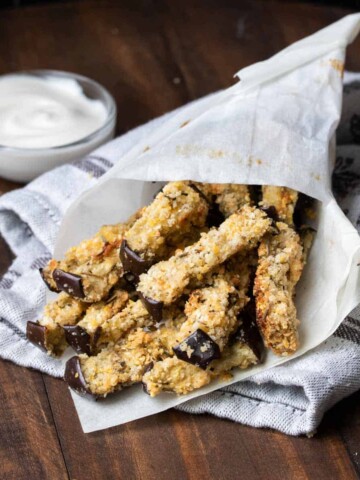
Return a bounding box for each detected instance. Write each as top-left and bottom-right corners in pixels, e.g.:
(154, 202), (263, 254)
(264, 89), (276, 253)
(0, 74), (108, 149)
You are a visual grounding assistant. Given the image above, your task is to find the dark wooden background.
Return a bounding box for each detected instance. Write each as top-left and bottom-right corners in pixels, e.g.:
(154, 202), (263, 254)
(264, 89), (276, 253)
(2, 0), (360, 10)
(0, 1), (359, 479)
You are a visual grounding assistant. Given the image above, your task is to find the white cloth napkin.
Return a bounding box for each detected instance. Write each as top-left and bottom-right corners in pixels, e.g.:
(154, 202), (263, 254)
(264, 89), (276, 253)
(0, 74), (359, 436)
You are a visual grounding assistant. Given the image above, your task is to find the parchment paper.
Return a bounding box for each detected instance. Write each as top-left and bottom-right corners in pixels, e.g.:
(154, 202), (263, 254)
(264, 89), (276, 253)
(53, 14), (360, 432)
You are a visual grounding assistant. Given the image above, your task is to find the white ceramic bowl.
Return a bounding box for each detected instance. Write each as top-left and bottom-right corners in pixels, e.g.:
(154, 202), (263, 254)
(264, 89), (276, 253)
(0, 70), (117, 183)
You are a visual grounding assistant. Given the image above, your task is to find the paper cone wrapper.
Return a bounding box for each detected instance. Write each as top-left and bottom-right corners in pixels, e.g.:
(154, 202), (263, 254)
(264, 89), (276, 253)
(52, 14), (360, 432)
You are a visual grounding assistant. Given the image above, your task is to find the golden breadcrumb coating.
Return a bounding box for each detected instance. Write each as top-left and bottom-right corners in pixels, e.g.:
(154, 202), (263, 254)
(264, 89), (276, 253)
(177, 252), (255, 351)
(138, 206), (271, 304)
(261, 186), (298, 225)
(254, 222), (304, 356)
(79, 329), (157, 396)
(179, 277), (239, 350)
(142, 357), (211, 396)
(210, 341), (259, 375)
(37, 292), (86, 355)
(210, 184), (251, 217)
(191, 182), (251, 217)
(70, 289), (130, 351)
(143, 337), (260, 397)
(125, 181), (208, 260)
(78, 321), (183, 396)
(42, 210), (143, 302)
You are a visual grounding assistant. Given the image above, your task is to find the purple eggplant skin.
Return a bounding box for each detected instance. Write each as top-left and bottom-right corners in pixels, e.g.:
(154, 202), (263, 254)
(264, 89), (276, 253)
(52, 269), (85, 299)
(26, 321), (48, 353)
(63, 325), (98, 356)
(138, 293), (163, 323)
(231, 300), (265, 363)
(120, 240), (153, 278)
(64, 356), (99, 400)
(173, 329), (221, 369)
(259, 205), (279, 223)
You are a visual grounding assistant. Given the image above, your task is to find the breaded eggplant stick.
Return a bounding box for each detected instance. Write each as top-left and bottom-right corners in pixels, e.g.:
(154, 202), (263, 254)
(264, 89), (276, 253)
(175, 252), (255, 359)
(124, 181), (209, 261)
(210, 342), (259, 376)
(179, 277), (241, 350)
(211, 300), (264, 375)
(43, 182), (207, 303)
(143, 258), (260, 396)
(65, 321), (182, 397)
(27, 293), (87, 356)
(138, 205), (271, 307)
(89, 299), (151, 349)
(209, 184), (251, 217)
(65, 301), (263, 398)
(254, 222), (304, 356)
(192, 183), (251, 216)
(65, 329), (157, 397)
(41, 210), (143, 302)
(99, 301), (184, 345)
(261, 186), (298, 225)
(63, 288), (129, 355)
(142, 357), (210, 396)
(142, 321), (263, 397)
(69, 296), (185, 355)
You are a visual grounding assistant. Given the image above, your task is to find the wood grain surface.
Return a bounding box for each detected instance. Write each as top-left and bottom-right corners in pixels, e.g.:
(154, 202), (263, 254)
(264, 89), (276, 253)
(0, 1), (359, 479)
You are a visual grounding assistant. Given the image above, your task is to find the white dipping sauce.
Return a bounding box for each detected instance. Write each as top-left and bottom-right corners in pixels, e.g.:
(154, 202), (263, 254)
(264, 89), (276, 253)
(0, 75), (108, 149)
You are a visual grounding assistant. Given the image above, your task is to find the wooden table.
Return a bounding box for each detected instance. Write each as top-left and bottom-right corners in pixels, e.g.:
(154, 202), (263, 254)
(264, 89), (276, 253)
(0, 1), (359, 478)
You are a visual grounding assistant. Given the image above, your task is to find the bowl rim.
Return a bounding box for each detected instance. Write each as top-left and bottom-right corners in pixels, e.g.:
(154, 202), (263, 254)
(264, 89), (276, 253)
(0, 69), (117, 152)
